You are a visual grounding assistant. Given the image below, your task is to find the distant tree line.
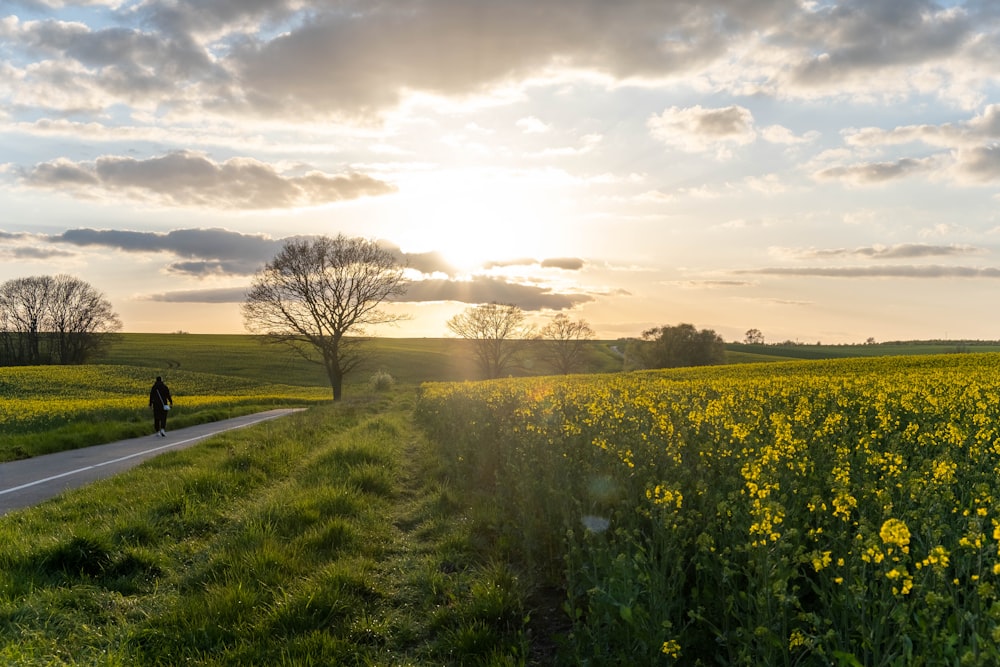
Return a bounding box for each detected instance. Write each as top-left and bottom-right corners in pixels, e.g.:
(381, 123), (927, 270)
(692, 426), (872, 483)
(445, 304), (597, 379)
(621, 323), (726, 370)
(444, 303), (726, 377)
(0, 275), (122, 366)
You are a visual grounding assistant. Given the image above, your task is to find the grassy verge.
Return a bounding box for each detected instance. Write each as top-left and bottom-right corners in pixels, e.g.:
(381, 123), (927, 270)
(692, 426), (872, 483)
(0, 389), (534, 665)
(0, 365), (330, 462)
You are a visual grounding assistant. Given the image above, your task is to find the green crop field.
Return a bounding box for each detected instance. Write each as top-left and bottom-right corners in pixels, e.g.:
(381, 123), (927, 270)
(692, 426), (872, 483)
(0, 362), (330, 461)
(6, 335), (1000, 664)
(102, 333), (624, 386)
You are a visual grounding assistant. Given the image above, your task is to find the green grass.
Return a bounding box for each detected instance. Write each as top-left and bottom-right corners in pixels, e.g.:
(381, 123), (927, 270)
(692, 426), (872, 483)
(0, 365), (330, 461)
(0, 393), (534, 665)
(7, 333), (996, 664)
(102, 333), (330, 387)
(725, 340), (1000, 361)
(102, 334), (623, 385)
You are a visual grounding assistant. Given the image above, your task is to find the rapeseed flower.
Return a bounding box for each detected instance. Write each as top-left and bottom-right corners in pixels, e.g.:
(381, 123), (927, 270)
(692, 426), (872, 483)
(880, 518), (911, 553)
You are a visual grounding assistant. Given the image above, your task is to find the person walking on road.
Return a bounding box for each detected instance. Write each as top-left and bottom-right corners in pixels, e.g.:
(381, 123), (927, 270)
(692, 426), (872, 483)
(149, 376), (173, 437)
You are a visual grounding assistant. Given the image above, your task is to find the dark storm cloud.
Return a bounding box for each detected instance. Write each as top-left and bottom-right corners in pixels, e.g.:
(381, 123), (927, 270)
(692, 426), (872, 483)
(19, 152), (396, 210)
(403, 276), (594, 311)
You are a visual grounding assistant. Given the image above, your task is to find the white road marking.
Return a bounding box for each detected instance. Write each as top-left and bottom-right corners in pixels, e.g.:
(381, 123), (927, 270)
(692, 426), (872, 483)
(0, 412), (292, 498)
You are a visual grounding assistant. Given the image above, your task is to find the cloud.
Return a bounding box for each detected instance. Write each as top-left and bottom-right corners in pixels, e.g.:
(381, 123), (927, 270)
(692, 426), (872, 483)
(400, 250), (458, 276)
(813, 156), (938, 184)
(147, 273), (595, 310)
(403, 276), (593, 311)
(954, 145), (1000, 183)
(761, 125), (819, 145)
(528, 133), (603, 159)
(228, 2), (776, 118)
(3, 1), (796, 120)
(1, 13), (218, 112)
(7, 1), (1000, 125)
(52, 227), (285, 276)
(516, 116), (551, 134)
(831, 107), (1000, 186)
(738, 265), (1000, 279)
(675, 280), (755, 288)
(541, 257), (585, 270)
(775, 244), (983, 260)
(481, 257), (586, 271)
(18, 151), (396, 209)
(146, 287), (249, 303)
(647, 105), (756, 157)
(784, 2), (974, 89)
(7, 1), (1000, 127)
(47, 228), (483, 278)
(376, 241), (458, 275)
(843, 106), (1000, 157)
(0, 245), (75, 260)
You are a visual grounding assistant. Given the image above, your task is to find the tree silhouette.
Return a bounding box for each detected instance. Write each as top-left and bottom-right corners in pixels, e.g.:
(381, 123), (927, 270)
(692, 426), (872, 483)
(242, 235), (407, 400)
(447, 302), (535, 379)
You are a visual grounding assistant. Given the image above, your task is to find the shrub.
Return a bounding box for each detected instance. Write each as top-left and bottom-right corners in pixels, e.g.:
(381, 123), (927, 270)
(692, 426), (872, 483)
(368, 369), (395, 392)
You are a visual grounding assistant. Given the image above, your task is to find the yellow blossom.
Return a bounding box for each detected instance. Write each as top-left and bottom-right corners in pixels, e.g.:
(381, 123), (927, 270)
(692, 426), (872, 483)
(661, 639), (681, 659)
(880, 518), (911, 551)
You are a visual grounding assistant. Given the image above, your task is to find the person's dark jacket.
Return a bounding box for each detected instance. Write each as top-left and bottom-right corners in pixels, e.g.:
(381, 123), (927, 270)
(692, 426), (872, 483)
(149, 379), (173, 411)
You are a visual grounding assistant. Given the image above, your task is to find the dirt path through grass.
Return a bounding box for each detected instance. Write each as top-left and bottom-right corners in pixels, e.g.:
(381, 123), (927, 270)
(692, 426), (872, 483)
(0, 392), (537, 665)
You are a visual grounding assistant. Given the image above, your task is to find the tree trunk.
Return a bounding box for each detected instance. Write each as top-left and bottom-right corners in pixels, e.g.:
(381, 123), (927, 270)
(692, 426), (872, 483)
(326, 364), (344, 401)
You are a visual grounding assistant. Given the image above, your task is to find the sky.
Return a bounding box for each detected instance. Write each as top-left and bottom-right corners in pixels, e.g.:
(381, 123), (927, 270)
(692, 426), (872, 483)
(3, 0), (1000, 344)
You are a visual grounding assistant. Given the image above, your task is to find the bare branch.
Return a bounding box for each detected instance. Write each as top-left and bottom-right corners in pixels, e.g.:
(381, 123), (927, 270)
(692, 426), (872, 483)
(242, 234), (408, 400)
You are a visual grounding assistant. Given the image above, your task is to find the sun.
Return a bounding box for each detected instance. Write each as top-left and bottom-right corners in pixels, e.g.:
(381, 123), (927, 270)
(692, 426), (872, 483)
(395, 168), (566, 274)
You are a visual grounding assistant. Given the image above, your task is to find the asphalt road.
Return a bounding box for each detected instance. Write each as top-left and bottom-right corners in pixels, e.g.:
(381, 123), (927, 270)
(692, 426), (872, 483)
(0, 408), (305, 516)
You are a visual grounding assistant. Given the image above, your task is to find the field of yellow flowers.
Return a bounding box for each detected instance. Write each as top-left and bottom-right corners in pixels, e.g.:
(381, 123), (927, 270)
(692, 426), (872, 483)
(417, 353), (1000, 665)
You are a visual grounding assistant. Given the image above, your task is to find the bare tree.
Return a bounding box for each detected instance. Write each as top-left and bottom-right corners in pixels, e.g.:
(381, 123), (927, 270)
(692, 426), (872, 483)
(242, 235), (407, 401)
(447, 302), (535, 379)
(0, 275), (121, 365)
(47, 275), (123, 363)
(0, 276), (50, 364)
(744, 328), (764, 345)
(538, 313), (595, 374)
